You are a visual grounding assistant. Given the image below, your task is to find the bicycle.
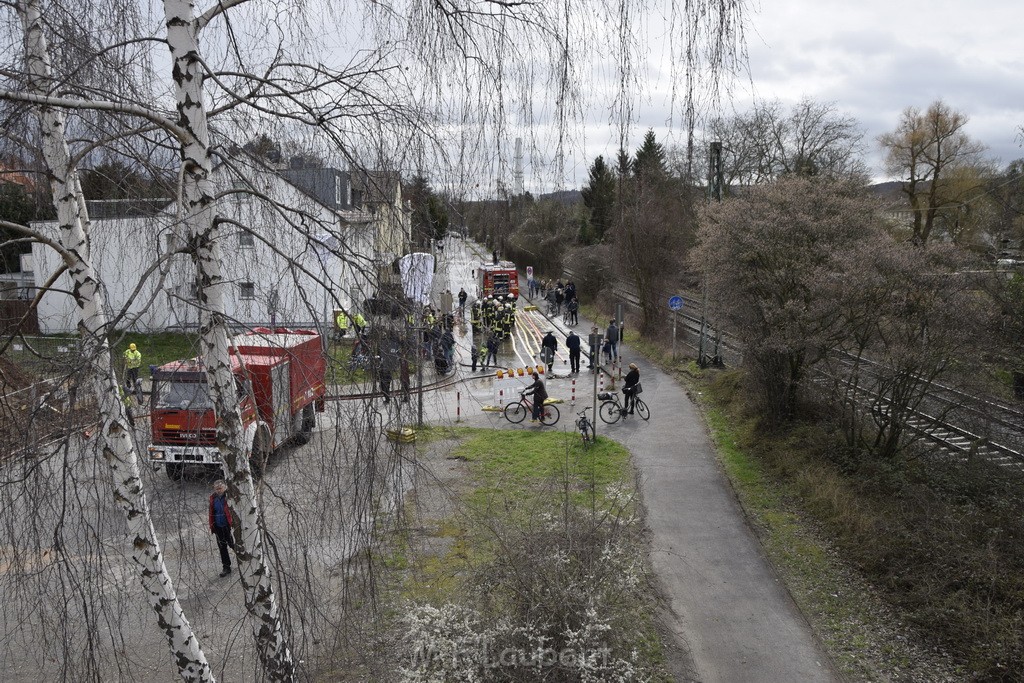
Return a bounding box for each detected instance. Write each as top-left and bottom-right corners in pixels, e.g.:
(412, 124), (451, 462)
(504, 392), (561, 426)
(562, 307), (573, 325)
(576, 407), (595, 446)
(597, 389), (650, 424)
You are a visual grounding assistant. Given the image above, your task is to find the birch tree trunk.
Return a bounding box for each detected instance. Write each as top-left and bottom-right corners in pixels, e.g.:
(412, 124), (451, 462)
(163, 0), (295, 677)
(17, 1), (215, 680)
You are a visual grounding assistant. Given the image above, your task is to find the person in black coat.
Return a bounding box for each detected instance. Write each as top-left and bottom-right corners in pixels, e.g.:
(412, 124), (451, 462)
(541, 331), (558, 372)
(622, 362), (640, 414)
(523, 371), (548, 422)
(566, 330), (581, 374)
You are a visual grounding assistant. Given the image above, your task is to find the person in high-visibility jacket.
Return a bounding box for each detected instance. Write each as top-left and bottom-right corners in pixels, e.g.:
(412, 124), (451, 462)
(336, 311), (350, 337)
(470, 302), (482, 336)
(353, 312), (367, 335)
(123, 343), (142, 391)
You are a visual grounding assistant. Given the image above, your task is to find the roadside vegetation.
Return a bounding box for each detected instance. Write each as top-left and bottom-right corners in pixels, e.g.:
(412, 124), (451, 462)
(363, 428), (673, 682)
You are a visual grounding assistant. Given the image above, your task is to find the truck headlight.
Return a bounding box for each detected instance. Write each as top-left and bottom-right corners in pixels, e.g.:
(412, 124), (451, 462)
(149, 448), (165, 460)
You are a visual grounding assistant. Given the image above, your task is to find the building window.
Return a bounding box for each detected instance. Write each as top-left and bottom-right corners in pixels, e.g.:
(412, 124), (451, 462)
(238, 231), (255, 247)
(335, 175), (343, 207)
(240, 282), (255, 300)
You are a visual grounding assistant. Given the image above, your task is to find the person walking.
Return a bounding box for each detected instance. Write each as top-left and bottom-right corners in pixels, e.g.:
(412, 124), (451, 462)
(485, 333), (499, 368)
(587, 326), (602, 371)
(457, 287), (468, 315)
(541, 330), (558, 373)
(567, 297), (579, 326)
(123, 342), (142, 394)
(208, 480), (235, 578)
(566, 330), (581, 374)
(523, 371), (548, 423)
(605, 319), (620, 362)
(470, 342), (479, 372)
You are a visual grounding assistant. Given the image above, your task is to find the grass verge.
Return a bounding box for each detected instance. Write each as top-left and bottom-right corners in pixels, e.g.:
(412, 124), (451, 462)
(382, 427), (672, 681)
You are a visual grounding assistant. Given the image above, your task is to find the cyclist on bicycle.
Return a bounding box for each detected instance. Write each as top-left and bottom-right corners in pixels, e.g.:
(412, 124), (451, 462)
(523, 371), (548, 422)
(622, 362), (640, 414)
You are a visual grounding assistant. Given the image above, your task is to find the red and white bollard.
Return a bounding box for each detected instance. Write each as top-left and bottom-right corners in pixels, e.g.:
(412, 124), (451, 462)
(599, 373), (605, 394)
(456, 391), (461, 422)
(571, 378), (576, 406)
(498, 388), (505, 406)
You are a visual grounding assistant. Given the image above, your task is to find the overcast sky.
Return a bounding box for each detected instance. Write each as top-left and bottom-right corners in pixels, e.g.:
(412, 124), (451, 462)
(557, 0), (1024, 189)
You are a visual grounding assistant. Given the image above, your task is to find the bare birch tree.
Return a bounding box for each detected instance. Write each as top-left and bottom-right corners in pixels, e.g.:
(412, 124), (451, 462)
(5, 0), (214, 679)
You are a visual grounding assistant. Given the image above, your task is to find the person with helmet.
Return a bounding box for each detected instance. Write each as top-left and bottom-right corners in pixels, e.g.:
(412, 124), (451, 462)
(470, 301), (482, 335)
(123, 342), (142, 394)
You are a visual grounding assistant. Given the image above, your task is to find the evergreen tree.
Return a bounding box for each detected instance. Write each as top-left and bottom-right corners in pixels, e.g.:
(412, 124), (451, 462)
(580, 155), (616, 244)
(615, 147), (632, 178)
(633, 129), (668, 186)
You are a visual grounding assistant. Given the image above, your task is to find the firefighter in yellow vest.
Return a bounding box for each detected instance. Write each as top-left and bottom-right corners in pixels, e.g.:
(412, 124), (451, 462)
(123, 343), (142, 392)
(353, 312), (367, 335)
(470, 301), (482, 335)
(336, 311), (350, 338)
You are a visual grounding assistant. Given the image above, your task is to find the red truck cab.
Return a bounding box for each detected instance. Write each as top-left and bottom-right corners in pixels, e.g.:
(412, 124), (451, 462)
(148, 328), (326, 479)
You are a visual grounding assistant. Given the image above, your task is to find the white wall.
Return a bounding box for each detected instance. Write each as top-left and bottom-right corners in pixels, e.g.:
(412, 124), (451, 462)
(31, 164), (378, 333)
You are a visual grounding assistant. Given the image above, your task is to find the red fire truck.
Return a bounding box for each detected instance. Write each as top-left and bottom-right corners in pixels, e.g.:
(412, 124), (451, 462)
(478, 258), (519, 299)
(147, 328), (326, 480)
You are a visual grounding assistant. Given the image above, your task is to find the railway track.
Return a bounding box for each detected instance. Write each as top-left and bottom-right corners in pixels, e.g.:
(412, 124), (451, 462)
(815, 354), (1024, 471)
(566, 268), (1024, 472)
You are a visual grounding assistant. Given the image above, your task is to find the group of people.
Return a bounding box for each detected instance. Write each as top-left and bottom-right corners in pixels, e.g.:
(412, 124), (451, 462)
(531, 278), (579, 326)
(470, 293), (517, 340)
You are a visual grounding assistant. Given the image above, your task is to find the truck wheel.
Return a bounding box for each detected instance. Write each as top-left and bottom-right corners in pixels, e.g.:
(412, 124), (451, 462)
(165, 463), (184, 481)
(295, 404), (315, 445)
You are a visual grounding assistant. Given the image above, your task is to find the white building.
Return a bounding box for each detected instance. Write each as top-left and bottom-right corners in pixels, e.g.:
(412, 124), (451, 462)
(29, 158), (410, 333)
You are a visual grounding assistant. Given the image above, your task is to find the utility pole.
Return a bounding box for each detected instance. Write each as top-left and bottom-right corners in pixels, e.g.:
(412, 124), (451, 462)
(700, 142), (724, 367)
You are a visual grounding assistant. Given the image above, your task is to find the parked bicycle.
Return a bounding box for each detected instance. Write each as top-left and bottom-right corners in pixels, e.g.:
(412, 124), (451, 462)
(576, 407), (595, 446)
(597, 390), (650, 424)
(505, 392), (561, 426)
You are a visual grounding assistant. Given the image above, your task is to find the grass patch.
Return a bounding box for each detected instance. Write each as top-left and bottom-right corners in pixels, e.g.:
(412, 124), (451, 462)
(387, 428), (671, 681)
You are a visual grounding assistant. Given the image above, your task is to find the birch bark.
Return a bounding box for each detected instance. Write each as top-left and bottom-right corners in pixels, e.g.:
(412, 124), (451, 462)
(163, 0), (295, 677)
(16, 1), (215, 680)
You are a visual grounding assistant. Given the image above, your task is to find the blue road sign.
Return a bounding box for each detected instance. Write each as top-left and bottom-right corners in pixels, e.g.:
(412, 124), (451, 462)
(668, 295), (684, 311)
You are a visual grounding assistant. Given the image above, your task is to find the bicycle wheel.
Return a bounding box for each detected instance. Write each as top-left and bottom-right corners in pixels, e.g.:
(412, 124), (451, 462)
(504, 401), (528, 424)
(599, 401), (621, 424)
(635, 398), (650, 421)
(580, 421), (594, 445)
(539, 403), (560, 426)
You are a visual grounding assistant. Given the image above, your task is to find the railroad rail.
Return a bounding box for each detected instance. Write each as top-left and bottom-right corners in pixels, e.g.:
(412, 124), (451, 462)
(564, 268), (1023, 472)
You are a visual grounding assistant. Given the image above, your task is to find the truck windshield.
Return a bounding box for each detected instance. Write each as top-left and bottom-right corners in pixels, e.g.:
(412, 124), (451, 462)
(154, 379), (213, 410)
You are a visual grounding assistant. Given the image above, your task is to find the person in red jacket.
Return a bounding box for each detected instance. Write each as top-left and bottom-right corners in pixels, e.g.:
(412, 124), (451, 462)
(208, 480), (235, 577)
